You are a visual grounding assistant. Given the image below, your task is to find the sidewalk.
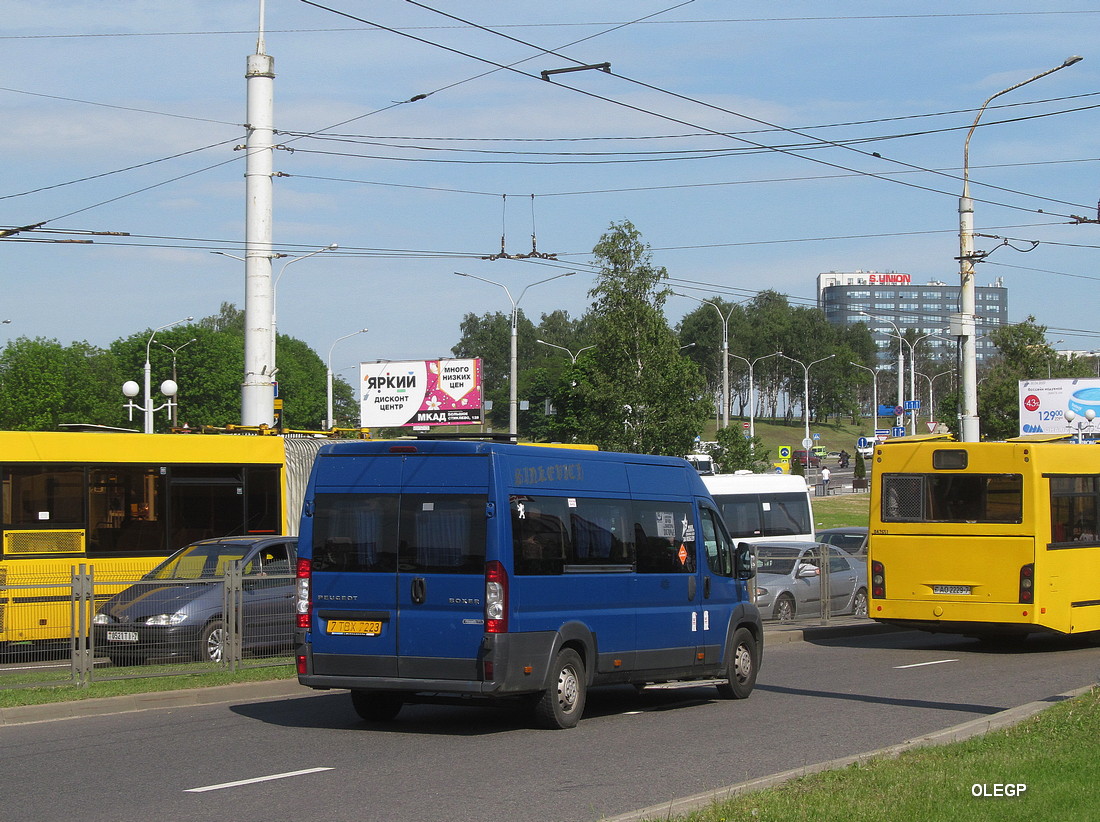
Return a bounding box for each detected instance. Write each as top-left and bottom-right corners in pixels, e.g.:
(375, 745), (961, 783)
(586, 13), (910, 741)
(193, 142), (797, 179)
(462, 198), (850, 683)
(0, 620), (891, 727)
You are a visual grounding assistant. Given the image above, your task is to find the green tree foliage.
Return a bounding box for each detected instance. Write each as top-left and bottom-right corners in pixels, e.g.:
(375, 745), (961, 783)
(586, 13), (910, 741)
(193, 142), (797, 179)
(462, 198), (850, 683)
(977, 316), (1093, 441)
(711, 426), (769, 473)
(0, 337), (121, 429)
(557, 220), (709, 455)
(0, 303), (337, 433)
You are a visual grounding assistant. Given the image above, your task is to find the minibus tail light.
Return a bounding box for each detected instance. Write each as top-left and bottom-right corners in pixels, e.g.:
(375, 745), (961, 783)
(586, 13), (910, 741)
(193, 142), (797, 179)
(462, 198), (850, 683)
(1019, 563), (1034, 603)
(871, 560), (886, 599)
(296, 558), (312, 629)
(485, 560), (508, 633)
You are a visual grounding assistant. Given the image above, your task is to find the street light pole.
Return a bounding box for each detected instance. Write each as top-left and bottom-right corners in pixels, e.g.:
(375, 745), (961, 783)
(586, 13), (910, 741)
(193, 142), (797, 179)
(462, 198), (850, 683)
(536, 339), (595, 364)
(778, 352), (835, 454)
(455, 271), (575, 437)
(729, 352), (781, 441)
(327, 328), (368, 430)
(271, 243), (338, 373)
(849, 361), (882, 433)
(957, 55), (1082, 442)
(144, 317), (192, 434)
(673, 293), (735, 428)
(157, 338), (197, 427)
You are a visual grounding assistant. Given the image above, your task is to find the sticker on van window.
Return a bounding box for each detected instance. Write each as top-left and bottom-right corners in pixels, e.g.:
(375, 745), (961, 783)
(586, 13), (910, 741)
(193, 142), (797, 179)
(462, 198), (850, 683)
(681, 515), (695, 542)
(567, 498), (577, 508)
(422, 502), (435, 511)
(656, 511), (676, 538)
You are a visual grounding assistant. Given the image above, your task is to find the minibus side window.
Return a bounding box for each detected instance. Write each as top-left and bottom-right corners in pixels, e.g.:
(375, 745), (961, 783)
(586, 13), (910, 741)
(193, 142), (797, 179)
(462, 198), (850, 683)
(512, 495), (570, 575)
(699, 507), (734, 577)
(634, 501), (695, 574)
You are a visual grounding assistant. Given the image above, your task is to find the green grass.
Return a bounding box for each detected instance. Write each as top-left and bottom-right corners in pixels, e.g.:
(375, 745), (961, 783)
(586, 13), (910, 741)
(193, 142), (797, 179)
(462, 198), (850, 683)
(812, 494), (870, 530)
(703, 417), (873, 464)
(643, 686), (1100, 822)
(0, 661), (294, 708)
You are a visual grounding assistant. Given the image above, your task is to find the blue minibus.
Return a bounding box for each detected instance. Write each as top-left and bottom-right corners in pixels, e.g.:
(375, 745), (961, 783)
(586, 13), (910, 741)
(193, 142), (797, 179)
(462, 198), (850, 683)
(294, 439), (761, 729)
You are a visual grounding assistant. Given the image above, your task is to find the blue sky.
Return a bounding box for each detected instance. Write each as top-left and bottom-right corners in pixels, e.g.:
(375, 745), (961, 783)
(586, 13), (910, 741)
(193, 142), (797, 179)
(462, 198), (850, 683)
(4, 1), (1100, 381)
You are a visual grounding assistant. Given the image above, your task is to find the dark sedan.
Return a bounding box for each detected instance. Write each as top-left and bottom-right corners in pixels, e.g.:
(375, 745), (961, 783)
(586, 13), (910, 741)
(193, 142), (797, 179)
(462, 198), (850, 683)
(92, 536), (297, 665)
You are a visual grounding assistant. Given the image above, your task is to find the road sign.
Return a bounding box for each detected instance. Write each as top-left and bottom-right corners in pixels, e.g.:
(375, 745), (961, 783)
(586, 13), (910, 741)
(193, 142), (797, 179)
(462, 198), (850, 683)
(905, 400), (921, 410)
(893, 405), (904, 416)
(801, 437), (814, 449)
(813, 432), (820, 439)
(857, 436), (870, 448)
(892, 426), (906, 437)
(742, 421), (750, 430)
(778, 445), (792, 459)
(875, 429), (890, 438)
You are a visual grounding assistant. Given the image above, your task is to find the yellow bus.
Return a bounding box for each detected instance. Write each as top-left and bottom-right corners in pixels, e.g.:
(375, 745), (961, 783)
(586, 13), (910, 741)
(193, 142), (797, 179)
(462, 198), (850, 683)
(0, 430), (324, 647)
(868, 433), (1100, 639)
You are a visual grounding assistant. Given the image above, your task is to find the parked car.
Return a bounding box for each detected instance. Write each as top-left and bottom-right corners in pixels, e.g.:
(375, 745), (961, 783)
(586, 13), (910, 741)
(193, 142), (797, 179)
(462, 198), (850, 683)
(856, 440), (875, 459)
(753, 541), (868, 621)
(811, 445), (828, 460)
(815, 526), (868, 556)
(92, 536), (297, 666)
(792, 449), (820, 468)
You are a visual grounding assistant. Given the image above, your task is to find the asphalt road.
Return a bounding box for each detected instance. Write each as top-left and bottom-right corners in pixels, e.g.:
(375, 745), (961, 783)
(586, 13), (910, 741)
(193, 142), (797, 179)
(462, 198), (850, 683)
(6, 629), (1099, 822)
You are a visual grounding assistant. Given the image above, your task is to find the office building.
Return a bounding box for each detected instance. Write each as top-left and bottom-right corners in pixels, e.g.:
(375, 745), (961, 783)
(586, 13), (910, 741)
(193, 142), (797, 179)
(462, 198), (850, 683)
(817, 270), (1008, 366)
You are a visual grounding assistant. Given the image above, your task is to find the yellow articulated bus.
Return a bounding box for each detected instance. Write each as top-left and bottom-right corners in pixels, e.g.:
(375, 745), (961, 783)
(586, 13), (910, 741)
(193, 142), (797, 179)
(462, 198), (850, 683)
(868, 433), (1100, 639)
(0, 430), (324, 648)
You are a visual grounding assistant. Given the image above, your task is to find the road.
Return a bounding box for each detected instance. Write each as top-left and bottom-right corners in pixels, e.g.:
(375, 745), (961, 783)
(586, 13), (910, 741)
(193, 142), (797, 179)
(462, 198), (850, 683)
(6, 630), (1099, 822)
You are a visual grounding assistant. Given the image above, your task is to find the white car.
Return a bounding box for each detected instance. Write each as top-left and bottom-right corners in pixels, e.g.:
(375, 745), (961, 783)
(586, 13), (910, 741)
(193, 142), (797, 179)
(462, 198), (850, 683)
(856, 441), (874, 459)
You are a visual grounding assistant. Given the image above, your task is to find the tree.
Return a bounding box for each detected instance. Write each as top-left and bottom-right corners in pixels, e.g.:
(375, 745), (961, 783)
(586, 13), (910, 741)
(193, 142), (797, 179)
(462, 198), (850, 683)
(0, 337), (121, 429)
(557, 220), (709, 454)
(711, 426), (769, 473)
(977, 316), (1093, 441)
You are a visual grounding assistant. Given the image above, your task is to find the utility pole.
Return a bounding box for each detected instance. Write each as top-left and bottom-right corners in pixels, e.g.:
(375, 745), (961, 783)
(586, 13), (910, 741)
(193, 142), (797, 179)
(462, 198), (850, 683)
(241, 0), (277, 426)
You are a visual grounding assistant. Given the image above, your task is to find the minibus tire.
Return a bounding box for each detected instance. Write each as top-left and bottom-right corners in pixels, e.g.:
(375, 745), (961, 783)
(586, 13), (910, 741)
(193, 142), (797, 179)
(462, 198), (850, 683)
(534, 648), (586, 729)
(350, 690), (404, 722)
(716, 627), (757, 699)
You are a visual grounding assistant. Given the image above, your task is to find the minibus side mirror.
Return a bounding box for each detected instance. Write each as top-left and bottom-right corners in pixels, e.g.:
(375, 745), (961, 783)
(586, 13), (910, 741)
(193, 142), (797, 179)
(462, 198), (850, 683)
(735, 542), (756, 581)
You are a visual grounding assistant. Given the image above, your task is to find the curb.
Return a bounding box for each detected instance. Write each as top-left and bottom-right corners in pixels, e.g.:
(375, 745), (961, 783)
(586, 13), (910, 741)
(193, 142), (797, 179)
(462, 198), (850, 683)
(0, 677), (311, 727)
(600, 684), (1097, 822)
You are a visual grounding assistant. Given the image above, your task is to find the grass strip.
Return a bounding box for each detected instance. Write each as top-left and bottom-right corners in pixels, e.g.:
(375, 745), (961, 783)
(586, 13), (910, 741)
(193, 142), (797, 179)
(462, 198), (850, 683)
(642, 686), (1100, 822)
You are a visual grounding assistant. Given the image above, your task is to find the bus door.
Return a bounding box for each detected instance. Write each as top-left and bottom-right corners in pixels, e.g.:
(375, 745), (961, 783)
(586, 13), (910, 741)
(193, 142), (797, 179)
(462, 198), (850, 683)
(632, 499), (704, 672)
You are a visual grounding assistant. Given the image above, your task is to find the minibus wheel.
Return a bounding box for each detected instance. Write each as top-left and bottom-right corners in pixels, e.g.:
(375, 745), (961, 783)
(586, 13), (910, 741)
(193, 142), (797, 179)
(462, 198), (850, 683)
(534, 648), (586, 729)
(716, 627), (758, 699)
(350, 690), (404, 722)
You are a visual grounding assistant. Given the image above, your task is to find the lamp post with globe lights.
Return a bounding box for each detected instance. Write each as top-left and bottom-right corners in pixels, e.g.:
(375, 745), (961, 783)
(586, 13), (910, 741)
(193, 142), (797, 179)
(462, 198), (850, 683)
(122, 316), (192, 433)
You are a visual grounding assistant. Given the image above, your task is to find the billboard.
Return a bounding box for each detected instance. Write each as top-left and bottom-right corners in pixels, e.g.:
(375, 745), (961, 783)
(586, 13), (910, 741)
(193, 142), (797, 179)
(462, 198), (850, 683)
(360, 359), (482, 428)
(1018, 378), (1100, 436)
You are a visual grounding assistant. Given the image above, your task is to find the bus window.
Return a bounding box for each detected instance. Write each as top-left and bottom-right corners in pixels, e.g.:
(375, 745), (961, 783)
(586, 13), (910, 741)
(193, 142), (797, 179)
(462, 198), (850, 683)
(5, 467), (84, 525)
(1050, 476), (1100, 544)
(882, 473), (1022, 523)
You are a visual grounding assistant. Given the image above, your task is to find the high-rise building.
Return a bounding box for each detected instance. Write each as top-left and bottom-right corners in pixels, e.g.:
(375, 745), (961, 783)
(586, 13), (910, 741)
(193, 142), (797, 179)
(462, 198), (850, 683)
(817, 270), (1008, 366)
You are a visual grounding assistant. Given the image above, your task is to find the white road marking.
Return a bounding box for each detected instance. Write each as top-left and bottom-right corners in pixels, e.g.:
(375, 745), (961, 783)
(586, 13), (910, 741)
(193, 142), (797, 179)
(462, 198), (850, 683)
(893, 659), (959, 669)
(185, 767), (334, 793)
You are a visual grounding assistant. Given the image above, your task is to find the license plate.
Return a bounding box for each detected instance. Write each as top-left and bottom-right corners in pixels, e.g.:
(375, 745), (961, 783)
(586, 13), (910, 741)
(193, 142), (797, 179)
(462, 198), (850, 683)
(106, 631), (139, 642)
(933, 585), (972, 595)
(327, 619), (382, 636)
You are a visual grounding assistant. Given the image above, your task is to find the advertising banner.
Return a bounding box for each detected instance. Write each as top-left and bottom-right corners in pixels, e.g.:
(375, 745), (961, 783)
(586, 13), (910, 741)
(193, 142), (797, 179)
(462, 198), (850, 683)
(360, 359), (482, 428)
(1018, 378), (1100, 435)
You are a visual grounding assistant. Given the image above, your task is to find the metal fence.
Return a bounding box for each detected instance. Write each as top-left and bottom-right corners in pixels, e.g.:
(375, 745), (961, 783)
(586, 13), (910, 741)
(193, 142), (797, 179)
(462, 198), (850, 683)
(0, 563), (294, 690)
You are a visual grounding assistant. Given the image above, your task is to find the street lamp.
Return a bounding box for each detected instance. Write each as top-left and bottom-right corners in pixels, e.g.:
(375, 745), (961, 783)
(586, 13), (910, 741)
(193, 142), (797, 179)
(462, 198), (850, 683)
(729, 352), (781, 441)
(860, 311), (906, 427)
(778, 353), (835, 466)
(271, 243), (338, 372)
(957, 56), (1082, 442)
(536, 339), (595, 363)
(327, 328), (368, 429)
(455, 271), (575, 437)
(122, 316), (193, 434)
(673, 293), (737, 428)
(849, 361), (884, 433)
(918, 370), (954, 432)
(157, 338), (197, 427)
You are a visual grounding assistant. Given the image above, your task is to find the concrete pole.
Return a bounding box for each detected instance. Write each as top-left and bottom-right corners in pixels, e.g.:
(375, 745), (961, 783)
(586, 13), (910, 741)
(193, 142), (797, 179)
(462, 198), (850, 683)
(241, 4), (276, 426)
